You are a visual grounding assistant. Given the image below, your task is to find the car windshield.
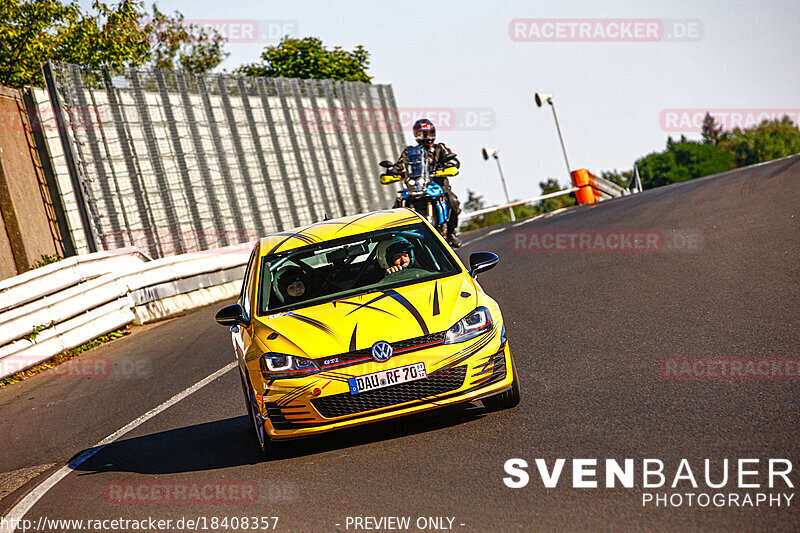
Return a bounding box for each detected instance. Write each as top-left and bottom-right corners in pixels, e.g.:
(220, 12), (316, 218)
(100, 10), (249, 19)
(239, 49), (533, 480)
(257, 222), (460, 315)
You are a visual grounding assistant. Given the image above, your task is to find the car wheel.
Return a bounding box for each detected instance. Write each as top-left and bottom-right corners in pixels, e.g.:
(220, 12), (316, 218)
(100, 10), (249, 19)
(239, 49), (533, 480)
(240, 371), (253, 418)
(482, 356), (521, 411)
(241, 371), (273, 455)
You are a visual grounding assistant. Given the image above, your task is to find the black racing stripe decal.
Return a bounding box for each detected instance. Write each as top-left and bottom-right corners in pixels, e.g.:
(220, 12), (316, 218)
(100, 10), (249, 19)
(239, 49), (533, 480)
(349, 324), (358, 352)
(277, 380), (318, 406)
(378, 215), (420, 229)
(340, 299), (396, 317)
(344, 293), (393, 315)
(471, 348), (505, 378)
(334, 211), (393, 234)
(289, 313), (338, 339)
(432, 281), (440, 316)
(266, 229), (321, 255)
(319, 373), (351, 383)
(381, 289), (429, 335)
(323, 370), (354, 378)
(279, 382), (317, 405)
(437, 327), (496, 369)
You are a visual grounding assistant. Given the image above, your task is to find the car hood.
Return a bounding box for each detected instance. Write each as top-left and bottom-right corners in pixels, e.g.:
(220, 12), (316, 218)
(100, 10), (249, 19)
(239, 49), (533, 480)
(252, 274), (482, 359)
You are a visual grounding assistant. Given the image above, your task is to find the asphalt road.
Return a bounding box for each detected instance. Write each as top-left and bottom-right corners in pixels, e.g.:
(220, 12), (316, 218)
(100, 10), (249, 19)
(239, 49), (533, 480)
(1, 156), (799, 532)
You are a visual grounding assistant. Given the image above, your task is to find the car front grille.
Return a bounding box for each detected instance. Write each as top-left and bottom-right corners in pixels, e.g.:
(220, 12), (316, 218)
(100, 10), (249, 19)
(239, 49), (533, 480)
(311, 365), (467, 419)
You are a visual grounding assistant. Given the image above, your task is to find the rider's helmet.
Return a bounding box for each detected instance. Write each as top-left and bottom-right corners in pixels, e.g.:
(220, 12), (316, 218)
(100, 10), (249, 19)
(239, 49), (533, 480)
(272, 266), (310, 304)
(376, 236), (415, 270)
(413, 119), (436, 147)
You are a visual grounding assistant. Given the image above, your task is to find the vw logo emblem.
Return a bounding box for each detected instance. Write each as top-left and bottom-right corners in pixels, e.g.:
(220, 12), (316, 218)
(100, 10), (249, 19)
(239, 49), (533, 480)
(371, 341), (393, 363)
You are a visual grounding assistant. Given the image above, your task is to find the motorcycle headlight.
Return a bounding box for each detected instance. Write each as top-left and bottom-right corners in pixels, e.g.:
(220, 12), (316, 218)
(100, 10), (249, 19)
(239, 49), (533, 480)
(260, 353), (320, 379)
(444, 307), (493, 344)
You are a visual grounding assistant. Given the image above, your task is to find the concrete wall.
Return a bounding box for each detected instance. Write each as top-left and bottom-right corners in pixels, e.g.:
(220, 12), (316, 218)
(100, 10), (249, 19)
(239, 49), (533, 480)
(0, 86), (62, 281)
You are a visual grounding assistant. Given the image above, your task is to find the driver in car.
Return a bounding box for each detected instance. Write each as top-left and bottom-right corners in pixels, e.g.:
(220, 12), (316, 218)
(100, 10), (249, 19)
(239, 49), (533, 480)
(377, 236), (416, 276)
(273, 266), (312, 304)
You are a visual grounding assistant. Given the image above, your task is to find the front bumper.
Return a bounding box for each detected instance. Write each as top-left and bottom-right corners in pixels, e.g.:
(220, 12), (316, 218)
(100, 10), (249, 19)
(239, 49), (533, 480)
(254, 333), (514, 440)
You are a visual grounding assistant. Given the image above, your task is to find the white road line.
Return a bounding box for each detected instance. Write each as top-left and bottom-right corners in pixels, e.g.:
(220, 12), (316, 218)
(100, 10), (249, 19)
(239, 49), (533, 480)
(0, 361), (237, 533)
(512, 214), (546, 227)
(462, 225), (508, 246)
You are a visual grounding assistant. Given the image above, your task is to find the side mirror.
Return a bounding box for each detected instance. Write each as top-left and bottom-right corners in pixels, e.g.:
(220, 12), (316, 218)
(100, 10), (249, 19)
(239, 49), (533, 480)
(468, 252), (499, 278)
(379, 160), (394, 169)
(215, 303), (246, 326)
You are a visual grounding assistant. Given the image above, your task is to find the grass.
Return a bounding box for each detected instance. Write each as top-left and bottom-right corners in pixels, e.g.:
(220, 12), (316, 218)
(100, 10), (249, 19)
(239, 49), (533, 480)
(0, 326), (131, 388)
(31, 254), (63, 269)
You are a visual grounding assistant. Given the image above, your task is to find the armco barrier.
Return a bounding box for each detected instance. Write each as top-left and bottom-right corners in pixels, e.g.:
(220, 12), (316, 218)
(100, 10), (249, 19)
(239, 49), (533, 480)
(0, 248), (150, 312)
(0, 244), (252, 379)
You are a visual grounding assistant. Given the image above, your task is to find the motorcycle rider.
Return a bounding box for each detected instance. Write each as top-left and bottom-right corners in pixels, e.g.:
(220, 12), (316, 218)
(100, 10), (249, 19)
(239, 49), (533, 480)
(392, 118), (462, 247)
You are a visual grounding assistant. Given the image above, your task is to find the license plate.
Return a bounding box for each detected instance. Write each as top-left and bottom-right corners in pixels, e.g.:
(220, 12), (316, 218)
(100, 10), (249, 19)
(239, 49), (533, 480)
(348, 362), (427, 394)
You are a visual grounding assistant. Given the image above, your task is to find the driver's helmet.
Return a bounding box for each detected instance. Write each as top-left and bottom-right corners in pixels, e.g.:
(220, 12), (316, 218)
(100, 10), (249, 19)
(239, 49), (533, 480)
(272, 266), (310, 304)
(413, 118), (436, 147)
(376, 236), (415, 270)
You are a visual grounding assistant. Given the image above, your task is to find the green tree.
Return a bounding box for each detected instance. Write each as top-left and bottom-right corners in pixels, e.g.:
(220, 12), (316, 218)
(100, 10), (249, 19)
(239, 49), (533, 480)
(636, 139), (733, 189)
(462, 188), (485, 213)
(538, 177), (576, 212)
(460, 181), (574, 232)
(144, 5), (227, 73)
(235, 36), (371, 83)
(600, 169), (632, 189)
(0, 0), (227, 88)
(701, 112), (722, 145)
(721, 116), (800, 167)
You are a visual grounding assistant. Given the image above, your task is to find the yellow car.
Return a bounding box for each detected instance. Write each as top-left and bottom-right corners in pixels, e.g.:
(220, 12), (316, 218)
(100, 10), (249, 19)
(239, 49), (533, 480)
(215, 208), (520, 454)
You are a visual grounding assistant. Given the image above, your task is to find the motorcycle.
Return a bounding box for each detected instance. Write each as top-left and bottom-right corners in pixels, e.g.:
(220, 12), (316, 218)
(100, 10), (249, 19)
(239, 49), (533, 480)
(379, 145), (459, 245)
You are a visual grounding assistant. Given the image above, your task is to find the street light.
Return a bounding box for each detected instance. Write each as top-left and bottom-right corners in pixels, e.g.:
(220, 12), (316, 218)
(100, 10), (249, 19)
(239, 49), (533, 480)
(481, 148), (515, 222)
(534, 92), (572, 182)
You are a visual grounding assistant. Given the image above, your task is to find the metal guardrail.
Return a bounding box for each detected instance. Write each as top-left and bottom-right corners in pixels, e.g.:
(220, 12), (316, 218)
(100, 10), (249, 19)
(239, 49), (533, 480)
(460, 187), (580, 221)
(0, 244), (251, 380)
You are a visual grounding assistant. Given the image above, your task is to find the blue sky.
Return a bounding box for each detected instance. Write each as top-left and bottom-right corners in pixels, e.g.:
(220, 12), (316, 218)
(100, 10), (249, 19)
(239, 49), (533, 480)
(82, 0), (800, 205)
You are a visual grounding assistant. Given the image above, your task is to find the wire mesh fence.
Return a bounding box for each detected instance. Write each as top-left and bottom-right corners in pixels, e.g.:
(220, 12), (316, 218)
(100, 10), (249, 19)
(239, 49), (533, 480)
(41, 61), (405, 258)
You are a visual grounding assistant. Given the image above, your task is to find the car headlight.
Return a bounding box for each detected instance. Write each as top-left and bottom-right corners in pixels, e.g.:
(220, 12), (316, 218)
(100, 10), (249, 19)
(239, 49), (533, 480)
(444, 307), (493, 344)
(259, 353), (320, 379)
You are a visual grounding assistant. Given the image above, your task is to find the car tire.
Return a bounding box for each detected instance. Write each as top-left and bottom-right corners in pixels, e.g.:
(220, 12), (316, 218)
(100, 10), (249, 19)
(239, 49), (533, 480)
(482, 356), (521, 411)
(241, 370), (273, 456)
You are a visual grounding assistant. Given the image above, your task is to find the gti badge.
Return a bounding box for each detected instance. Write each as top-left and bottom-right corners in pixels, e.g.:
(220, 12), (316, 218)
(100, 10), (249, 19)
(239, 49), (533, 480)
(371, 341), (393, 363)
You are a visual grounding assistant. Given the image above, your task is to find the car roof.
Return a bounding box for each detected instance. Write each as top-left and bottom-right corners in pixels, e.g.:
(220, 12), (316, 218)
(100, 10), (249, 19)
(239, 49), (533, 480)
(257, 208), (425, 258)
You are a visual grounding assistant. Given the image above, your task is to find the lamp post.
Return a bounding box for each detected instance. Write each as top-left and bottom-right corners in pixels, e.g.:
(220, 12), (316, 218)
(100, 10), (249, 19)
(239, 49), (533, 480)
(481, 148), (515, 222)
(534, 92), (572, 181)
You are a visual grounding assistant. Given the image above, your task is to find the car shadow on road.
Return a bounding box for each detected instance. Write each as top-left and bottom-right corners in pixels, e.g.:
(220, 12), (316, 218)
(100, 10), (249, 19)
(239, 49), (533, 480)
(71, 403), (487, 475)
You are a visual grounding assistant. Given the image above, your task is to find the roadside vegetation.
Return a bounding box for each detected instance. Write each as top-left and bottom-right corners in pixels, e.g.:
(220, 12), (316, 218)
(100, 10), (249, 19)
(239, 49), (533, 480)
(618, 115), (800, 189)
(0, 0), (370, 88)
(464, 115), (800, 231)
(461, 178), (576, 232)
(0, 327), (130, 387)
